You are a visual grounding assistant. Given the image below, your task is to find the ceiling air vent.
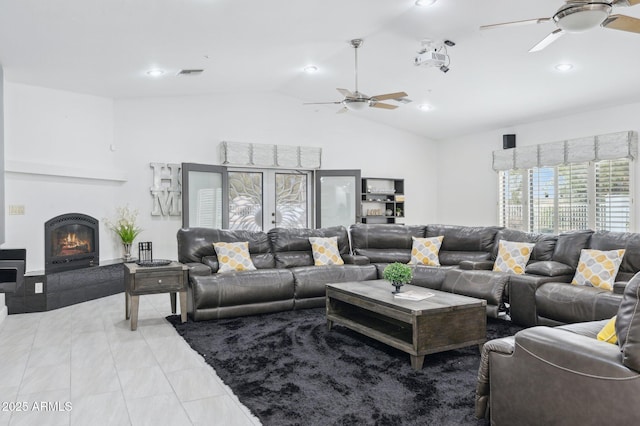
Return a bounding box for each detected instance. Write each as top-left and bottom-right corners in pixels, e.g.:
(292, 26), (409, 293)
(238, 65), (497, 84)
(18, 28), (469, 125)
(176, 69), (204, 76)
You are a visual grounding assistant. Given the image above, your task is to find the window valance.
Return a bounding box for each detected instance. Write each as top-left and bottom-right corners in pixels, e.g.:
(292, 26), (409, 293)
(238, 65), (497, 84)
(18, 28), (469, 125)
(492, 130), (638, 171)
(219, 141), (322, 169)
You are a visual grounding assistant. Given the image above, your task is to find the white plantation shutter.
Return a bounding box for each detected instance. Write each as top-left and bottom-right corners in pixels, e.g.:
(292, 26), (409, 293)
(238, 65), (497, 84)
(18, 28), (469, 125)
(528, 168), (554, 233)
(595, 159), (632, 231)
(499, 170), (526, 230)
(557, 163), (589, 232)
(496, 132), (635, 233)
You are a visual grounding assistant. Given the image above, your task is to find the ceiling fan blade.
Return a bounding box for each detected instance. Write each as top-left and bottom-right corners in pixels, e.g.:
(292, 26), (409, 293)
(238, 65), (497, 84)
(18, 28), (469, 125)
(303, 101), (342, 105)
(602, 14), (640, 33)
(611, 0), (640, 6)
(337, 88), (354, 98)
(370, 102), (398, 110)
(529, 28), (565, 52)
(370, 92), (409, 101)
(480, 17), (551, 30)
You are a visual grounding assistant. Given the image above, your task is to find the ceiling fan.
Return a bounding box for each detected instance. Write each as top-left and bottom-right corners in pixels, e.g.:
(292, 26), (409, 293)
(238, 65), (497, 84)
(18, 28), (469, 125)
(304, 39), (410, 113)
(481, 0), (640, 52)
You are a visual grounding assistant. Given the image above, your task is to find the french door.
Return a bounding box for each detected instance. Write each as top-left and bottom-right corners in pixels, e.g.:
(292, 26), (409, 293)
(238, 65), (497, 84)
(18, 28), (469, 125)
(182, 164), (360, 231)
(227, 168), (312, 231)
(181, 163), (312, 231)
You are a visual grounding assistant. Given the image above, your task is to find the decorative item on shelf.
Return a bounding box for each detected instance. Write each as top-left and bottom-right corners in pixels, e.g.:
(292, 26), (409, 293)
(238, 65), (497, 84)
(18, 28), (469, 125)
(396, 207), (403, 217)
(104, 206), (142, 263)
(382, 262), (413, 294)
(385, 209), (393, 216)
(135, 241), (171, 267)
(138, 242), (153, 263)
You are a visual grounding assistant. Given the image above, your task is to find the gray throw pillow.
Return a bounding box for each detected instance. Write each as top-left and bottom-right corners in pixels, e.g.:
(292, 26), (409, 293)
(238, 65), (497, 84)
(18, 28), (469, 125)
(615, 272), (640, 372)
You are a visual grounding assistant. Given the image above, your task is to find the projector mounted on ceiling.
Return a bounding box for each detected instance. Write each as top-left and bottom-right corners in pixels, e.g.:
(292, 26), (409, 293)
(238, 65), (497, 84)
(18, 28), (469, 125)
(414, 39), (454, 73)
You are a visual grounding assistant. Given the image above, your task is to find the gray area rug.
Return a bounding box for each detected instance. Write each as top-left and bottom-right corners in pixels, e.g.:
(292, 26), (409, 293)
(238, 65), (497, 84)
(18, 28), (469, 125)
(167, 308), (522, 426)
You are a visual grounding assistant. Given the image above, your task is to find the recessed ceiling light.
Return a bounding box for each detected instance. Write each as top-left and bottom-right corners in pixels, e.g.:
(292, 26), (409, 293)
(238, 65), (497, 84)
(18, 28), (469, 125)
(555, 63), (574, 72)
(146, 69), (165, 77)
(303, 65), (318, 73)
(415, 0), (437, 6)
(417, 104), (434, 111)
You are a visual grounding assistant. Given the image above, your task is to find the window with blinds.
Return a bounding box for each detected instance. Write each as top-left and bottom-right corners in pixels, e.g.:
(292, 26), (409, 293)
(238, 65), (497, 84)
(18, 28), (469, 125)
(499, 169), (525, 230)
(595, 159), (631, 231)
(498, 159), (632, 233)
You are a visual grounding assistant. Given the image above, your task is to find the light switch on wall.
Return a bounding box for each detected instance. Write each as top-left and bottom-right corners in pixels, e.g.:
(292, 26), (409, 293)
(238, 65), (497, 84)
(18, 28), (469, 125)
(8, 205), (25, 215)
(34, 282), (43, 293)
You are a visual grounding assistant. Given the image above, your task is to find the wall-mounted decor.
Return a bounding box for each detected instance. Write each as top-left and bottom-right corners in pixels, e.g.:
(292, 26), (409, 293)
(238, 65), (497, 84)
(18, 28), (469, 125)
(150, 163), (181, 216)
(219, 141), (322, 169)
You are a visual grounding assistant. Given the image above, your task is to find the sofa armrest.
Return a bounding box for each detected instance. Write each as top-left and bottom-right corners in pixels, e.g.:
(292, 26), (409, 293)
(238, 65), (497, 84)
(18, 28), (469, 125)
(475, 336), (515, 419)
(488, 326), (640, 425)
(515, 326), (638, 378)
(508, 274), (573, 327)
(184, 262), (212, 278)
(341, 254), (370, 265)
(459, 260), (494, 270)
(524, 260), (574, 277)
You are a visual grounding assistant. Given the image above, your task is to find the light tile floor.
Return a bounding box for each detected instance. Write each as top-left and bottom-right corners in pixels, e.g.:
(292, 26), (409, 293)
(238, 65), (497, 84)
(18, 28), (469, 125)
(0, 293), (261, 426)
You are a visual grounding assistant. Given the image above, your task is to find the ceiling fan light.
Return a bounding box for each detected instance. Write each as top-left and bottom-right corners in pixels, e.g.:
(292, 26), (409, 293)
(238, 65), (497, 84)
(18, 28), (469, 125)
(344, 100), (369, 111)
(553, 4), (612, 33)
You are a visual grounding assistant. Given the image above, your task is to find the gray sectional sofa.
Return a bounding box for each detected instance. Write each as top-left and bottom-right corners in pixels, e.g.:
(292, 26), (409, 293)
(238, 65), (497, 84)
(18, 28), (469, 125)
(177, 223), (640, 325)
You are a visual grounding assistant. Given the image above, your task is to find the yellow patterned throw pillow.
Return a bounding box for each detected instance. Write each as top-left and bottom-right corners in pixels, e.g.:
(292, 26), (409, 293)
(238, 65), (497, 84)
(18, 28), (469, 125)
(409, 236), (443, 266)
(597, 316), (618, 344)
(571, 249), (625, 291)
(492, 240), (535, 275)
(212, 241), (257, 273)
(309, 236), (344, 266)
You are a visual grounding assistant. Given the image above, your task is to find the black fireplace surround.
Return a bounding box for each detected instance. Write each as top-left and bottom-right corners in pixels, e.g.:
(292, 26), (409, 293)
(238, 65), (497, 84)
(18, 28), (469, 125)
(45, 213), (100, 274)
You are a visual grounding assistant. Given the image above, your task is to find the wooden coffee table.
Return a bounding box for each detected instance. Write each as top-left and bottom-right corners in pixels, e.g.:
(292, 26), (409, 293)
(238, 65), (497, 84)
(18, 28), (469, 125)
(326, 280), (487, 370)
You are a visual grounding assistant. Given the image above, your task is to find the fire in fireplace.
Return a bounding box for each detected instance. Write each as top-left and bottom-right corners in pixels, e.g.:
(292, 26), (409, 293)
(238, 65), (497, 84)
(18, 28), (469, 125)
(45, 213), (100, 273)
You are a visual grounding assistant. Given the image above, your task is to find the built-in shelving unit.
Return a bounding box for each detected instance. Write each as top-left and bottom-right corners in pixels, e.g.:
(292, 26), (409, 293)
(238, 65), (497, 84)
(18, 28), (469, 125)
(361, 177), (404, 224)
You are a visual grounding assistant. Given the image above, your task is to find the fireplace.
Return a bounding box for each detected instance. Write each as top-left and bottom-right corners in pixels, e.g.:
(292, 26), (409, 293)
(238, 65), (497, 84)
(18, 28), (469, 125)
(45, 213), (100, 273)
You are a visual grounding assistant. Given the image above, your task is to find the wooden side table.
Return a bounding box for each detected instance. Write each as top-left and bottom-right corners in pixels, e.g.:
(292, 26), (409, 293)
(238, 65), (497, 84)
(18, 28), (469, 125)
(124, 261), (188, 331)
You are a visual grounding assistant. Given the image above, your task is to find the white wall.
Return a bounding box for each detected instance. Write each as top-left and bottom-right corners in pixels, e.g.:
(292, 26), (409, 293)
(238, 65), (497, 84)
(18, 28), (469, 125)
(2, 83), (437, 271)
(2, 82), (120, 270)
(114, 91), (438, 261)
(436, 101), (640, 230)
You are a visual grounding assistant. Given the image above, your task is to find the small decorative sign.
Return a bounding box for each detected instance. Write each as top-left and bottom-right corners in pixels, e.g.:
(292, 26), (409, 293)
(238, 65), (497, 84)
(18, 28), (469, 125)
(150, 163), (181, 216)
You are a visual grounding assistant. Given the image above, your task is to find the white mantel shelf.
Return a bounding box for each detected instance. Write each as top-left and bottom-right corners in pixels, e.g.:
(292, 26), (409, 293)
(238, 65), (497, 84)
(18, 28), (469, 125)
(5, 160), (127, 182)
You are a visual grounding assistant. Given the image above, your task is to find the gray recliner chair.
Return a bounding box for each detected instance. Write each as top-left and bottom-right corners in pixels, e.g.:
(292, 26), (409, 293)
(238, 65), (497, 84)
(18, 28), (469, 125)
(476, 271), (640, 425)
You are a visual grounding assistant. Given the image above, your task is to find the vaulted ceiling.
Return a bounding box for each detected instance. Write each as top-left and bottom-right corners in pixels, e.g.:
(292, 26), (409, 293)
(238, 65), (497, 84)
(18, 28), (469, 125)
(1, 0), (640, 140)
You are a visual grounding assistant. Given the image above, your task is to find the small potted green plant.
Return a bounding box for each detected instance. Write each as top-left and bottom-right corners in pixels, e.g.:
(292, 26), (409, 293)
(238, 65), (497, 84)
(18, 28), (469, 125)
(382, 262), (413, 294)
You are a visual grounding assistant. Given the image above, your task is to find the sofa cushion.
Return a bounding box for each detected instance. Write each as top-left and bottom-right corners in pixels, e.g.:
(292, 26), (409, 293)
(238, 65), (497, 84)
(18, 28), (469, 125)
(590, 231), (640, 277)
(309, 236), (344, 266)
(552, 230), (593, 269)
(491, 229), (557, 262)
(409, 236), (443, 266)
(213, 241), (257, 273)
(597, 316), (618, 344)
(616, 272), (640, 372)
(493, 240), (535, 274)
(571, 249), (625, 291)
(426, 224), (501, 252)
(177, 228), (274, 272)
(536, 282), (622, 323)
(441, 269), (508, 309)
(290, 264), (377, 300)
(350, 224), (426, 263)
(268, 226), (350, 268)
